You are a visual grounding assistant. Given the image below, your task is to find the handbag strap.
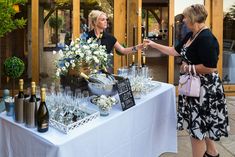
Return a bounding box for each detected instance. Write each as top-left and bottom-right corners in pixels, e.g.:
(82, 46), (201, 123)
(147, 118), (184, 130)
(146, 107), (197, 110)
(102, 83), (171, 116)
(192, 65), (197, 76)
(188, 65), (192, 75)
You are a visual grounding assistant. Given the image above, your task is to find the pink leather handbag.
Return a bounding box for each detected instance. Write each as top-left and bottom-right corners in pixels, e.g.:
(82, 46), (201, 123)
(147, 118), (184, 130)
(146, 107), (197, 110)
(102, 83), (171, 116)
(178, 65), (201, 97)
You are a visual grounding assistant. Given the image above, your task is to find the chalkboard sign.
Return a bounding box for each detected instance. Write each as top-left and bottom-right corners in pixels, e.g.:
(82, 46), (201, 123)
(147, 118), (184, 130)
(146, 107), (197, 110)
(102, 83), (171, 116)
(116, 78), (135, 111)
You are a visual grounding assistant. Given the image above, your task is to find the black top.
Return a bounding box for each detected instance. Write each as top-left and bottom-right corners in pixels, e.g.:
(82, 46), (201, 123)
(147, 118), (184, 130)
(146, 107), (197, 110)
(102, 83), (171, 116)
(175, 29), (219, 68)
(87, 30), (117, 54)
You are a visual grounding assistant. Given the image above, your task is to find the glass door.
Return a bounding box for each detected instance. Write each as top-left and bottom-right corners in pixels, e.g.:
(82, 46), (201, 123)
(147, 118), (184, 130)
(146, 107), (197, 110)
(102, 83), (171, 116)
(222, 0), (235, 85)
(142, 0), (169, 82)
(39, 0), (73, 86)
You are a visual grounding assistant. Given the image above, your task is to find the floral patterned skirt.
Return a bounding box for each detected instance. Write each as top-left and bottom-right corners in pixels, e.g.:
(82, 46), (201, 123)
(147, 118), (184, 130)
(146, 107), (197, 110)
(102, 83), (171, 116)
(177, 72), (229, 141)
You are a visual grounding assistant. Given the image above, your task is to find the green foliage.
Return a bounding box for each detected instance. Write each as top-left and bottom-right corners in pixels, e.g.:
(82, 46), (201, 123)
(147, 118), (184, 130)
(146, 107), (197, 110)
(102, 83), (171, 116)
(55, 0), (71, 6)
(49, 16), (63, 30)
(4, 56), (25, 79)
(0, 0), (27, 37)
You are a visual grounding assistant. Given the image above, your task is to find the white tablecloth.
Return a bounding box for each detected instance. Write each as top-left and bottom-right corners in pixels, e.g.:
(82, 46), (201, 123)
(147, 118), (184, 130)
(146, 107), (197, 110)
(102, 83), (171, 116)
(0, 82), (177, 157)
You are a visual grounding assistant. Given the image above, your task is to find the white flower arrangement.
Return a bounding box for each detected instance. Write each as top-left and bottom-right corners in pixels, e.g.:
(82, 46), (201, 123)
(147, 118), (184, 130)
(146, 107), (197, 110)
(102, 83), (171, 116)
(92, 95), (117, 111)
(53, 37), (112, 77)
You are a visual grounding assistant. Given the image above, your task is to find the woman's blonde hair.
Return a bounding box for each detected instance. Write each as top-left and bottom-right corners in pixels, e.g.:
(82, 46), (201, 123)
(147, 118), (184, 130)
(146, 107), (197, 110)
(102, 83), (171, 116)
(183, 4), (208, 24)
(88, 10), (106, 31)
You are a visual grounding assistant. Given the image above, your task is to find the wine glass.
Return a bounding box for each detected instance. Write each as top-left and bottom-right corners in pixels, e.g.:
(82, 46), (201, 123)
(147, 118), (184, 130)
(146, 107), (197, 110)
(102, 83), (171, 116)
(143, 37), (148, 53)
(80, 90), (89, 111)
(75, 88), (82, 108)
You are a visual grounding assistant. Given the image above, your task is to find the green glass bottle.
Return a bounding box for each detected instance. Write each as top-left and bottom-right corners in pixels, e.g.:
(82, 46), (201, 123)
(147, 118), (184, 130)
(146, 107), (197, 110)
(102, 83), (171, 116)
(37, 88), (49, 133)
(18, 79), (24, 98)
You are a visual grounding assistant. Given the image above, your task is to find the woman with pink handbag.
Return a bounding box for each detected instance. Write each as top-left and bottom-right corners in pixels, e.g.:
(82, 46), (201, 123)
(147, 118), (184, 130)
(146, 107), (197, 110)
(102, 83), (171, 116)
(144, 4), (229, 157)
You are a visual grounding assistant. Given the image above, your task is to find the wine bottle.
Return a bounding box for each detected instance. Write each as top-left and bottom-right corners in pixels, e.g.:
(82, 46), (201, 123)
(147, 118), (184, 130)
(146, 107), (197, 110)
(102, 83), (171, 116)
(29, 82), (37, 103)
(18, 79), (24, 98)
(131, 54), (135, 67)
(26, 81), (38, 128)
(142, 54), (146, 67)
(37, 88), (49, 133)
(80, 72), (103, 84)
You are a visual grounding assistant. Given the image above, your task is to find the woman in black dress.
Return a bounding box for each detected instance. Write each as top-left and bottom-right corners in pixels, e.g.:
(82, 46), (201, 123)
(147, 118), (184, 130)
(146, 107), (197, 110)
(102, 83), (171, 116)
(87, 10), (141, 55)
(144, 4), (229, 157)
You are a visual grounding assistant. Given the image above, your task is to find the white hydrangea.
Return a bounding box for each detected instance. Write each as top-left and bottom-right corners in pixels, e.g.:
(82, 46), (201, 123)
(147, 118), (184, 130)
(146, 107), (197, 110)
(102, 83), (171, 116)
(53, 37), (111, 77)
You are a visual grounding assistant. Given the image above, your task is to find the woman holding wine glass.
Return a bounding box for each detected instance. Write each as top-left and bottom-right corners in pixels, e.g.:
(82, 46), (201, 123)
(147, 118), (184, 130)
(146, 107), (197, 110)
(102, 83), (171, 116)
(87, 10), (143, 55)
(144, 4), (228, 157)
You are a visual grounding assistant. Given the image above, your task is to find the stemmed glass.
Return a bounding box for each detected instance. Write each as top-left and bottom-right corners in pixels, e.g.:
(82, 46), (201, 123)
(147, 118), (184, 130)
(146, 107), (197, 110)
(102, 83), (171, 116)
(79, 90), (89, 113)
(74, 88), (82, 108)
(142, 37), (148, 53)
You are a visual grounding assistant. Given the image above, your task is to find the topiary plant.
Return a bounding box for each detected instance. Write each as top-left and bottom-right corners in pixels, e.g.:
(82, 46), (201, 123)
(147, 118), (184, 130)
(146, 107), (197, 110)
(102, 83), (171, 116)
(49, 16), (63, 31)
(3, 56), (25, 97)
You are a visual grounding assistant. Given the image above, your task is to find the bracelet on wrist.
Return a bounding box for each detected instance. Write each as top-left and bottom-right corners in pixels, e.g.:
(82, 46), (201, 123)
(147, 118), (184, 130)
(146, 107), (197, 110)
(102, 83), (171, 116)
(132, 46), (137, 53)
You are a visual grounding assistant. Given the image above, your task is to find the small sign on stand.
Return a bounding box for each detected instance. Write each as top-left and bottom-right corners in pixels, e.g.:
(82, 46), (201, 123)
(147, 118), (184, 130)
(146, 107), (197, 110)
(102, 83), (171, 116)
(116, 78), (135, 111)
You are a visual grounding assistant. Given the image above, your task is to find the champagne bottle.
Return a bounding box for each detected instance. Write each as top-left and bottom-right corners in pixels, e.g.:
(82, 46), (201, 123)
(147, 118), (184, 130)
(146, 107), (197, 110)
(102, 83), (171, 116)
(26, 81), (38, 128)
(37, 88), (49, 133)
(18, 79), (24, 98)
(142, 54), (146, 67)
(80, 72), (103, 84)
(29, 82), (37, 103)
(131, 54), (135, 66)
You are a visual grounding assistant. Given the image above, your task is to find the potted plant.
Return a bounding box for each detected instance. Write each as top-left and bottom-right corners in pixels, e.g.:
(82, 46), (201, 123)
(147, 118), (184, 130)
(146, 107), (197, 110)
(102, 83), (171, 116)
(3, 56), (25, 116)
(49, 16), (63, 44)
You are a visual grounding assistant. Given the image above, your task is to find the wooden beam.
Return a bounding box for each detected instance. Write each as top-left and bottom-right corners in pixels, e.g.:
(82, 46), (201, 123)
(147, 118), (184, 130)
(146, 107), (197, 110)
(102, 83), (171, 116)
(168, 0), (174, 84)
(32, 0), (39, 84)
(114, 0), (126, 73)
(137, 0), (142, 65)
(127, 0), (138, 66)
(211, 0), (223, 77)
(224, 85), (235, 92)
(204, 0), (212, 28)
(73, 0), (80, 39)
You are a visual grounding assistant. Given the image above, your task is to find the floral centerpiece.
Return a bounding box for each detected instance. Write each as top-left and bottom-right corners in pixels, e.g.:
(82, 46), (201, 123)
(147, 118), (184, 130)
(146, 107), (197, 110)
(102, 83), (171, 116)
(91, 95), (117, 116)
(53, 37), (112, 77)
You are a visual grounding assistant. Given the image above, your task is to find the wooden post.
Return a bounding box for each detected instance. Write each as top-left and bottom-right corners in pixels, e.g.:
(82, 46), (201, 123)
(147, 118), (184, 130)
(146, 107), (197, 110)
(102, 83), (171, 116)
(31, 0), (39, 84)
(204, 0), (212, 29)
(168, 0), (174, 84)
(211, 0), (223, 77)
(114, 0), (127, 73)
(73, 0), (80, 39)
(137, 0), (142, 66)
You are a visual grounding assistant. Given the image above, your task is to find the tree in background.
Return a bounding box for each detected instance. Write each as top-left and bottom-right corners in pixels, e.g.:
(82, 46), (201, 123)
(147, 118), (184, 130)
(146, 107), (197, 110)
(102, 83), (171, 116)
(0, 0), (27, 37)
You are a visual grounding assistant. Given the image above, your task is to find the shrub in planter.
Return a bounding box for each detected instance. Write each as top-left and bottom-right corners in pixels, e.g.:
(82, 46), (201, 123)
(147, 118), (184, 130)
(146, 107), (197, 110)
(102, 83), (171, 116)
(3, 56), (25, 97)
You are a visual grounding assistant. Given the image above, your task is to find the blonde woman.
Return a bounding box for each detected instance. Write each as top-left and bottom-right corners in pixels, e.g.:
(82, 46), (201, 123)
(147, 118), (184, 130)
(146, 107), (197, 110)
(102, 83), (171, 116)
(144, 4), (229, 157)
(87, 10), (141, 54)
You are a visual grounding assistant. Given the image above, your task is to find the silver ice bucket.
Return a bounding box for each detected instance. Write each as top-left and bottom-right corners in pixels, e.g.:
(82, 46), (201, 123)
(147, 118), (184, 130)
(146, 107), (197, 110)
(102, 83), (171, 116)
(88, 82), (117, 96)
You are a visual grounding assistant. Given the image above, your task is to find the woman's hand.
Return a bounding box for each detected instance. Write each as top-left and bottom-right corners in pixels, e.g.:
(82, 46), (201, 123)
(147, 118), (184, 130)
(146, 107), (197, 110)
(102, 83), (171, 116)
(180, 61), (189, 73)
(143, 39), (154, 48)
(136, 43), (144, 50)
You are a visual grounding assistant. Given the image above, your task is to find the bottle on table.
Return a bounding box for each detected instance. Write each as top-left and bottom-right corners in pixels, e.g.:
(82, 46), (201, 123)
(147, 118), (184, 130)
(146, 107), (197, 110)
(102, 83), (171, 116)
(80, 72), (103, 84)
(37, 88), (49, 133)
(26, 81), (38, 128)
(15, 79), (25, 123)
(131, 54), (135, 67)
(18, 79), (24, 98)
(142, 53), (146, 67)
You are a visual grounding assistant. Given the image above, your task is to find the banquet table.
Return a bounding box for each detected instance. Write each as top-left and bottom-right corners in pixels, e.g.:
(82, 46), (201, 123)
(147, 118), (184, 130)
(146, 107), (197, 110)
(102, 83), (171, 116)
(0, 82), (177, 157)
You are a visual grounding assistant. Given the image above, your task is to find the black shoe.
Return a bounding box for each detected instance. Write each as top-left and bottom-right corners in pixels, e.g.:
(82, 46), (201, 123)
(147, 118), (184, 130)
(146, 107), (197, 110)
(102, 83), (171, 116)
(204, 152), (220, 157)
